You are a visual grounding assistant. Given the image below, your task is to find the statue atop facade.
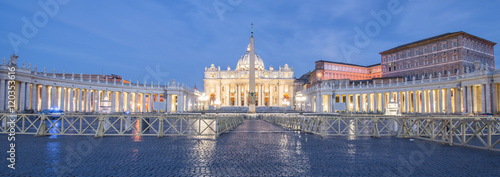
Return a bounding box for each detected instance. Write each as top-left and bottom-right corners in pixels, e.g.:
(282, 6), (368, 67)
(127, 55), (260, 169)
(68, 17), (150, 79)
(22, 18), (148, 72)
(8, 54), (18, 67)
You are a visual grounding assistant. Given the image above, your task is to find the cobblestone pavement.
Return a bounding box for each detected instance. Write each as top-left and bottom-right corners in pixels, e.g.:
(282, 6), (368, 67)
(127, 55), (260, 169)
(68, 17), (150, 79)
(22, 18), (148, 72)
(1, 118), (500, 176)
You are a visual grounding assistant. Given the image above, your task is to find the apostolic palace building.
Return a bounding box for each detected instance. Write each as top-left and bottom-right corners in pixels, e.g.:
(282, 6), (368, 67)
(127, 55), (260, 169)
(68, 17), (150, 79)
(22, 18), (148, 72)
(0, 31), (499, 115)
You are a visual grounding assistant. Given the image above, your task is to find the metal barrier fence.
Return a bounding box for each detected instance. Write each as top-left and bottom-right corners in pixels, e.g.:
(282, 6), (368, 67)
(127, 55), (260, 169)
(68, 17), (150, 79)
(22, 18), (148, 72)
(0, 113), (244, 138)
(262, 115), (500, 151)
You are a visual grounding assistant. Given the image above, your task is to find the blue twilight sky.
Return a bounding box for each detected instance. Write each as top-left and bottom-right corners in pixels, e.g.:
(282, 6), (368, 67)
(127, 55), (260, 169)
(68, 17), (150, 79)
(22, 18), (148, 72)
(1, 0), (499, 91)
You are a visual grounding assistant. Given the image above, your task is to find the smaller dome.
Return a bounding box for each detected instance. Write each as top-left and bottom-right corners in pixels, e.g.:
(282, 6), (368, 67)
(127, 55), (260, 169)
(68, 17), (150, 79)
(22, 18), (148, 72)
(236, 51), (265, 70)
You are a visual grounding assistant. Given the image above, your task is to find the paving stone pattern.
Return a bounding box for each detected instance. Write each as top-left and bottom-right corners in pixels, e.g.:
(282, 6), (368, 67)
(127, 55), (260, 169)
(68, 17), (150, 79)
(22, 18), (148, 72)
(1, 118), (500, 176)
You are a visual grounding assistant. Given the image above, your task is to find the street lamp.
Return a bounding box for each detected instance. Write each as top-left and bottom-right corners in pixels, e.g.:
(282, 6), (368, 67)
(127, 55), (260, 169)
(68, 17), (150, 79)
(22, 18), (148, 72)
(282, 99), (290, 114)
(198, 93), (209, 114)
(295, 93), (306, 115)
(214, 100), (221, 114)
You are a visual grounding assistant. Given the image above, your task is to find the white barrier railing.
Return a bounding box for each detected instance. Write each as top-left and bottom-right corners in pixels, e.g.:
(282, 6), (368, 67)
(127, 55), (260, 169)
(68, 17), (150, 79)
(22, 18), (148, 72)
(262, 115), (500, 151)
(0, 113), (244, 138)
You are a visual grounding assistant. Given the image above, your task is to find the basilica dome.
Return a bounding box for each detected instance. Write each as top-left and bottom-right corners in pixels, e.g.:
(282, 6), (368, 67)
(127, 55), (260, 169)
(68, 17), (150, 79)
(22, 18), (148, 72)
(236, 51), (265, 70)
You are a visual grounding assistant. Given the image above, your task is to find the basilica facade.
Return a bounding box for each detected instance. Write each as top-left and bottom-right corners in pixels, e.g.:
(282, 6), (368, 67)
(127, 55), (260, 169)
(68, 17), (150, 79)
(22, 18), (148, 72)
(204, 36), (294, 108)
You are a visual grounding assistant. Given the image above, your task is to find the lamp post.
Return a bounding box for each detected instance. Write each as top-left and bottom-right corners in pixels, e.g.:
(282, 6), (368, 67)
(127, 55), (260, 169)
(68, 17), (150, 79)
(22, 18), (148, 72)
(198, 93), (209, 114)
(214, 100), (221, 114)
(282, 99), (290, 114)
(295, 93), (306, 115)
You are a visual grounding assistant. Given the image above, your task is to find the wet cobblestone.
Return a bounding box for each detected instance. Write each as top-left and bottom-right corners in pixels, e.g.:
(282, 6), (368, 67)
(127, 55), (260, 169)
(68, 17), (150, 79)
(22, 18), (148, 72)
(1, 119), (500, 176)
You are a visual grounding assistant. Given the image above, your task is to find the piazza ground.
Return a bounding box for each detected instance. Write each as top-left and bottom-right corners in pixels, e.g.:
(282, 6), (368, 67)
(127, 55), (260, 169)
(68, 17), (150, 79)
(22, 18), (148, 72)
(1, 118), (500, 176)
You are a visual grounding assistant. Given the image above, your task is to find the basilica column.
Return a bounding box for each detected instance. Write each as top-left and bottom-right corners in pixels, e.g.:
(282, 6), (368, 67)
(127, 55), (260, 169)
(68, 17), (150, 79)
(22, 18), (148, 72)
(244, 85), (248, 106)
(225, 85), (230, 106)
(269, 84), (274, 106)
(259, 84), (263, 106)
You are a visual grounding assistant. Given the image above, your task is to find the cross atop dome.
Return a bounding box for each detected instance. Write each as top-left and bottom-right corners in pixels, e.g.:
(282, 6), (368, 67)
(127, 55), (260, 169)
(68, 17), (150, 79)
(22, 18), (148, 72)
(251, 23), (253, 36)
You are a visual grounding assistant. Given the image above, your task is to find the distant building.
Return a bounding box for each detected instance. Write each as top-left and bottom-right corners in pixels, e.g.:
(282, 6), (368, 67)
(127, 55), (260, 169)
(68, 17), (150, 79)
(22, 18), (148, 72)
(380, 31), (496, 79)
(309, 60), (381, 85)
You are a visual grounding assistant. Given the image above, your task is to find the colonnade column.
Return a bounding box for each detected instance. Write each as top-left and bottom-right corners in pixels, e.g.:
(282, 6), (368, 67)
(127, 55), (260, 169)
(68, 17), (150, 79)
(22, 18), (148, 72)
(59, 86), (64, 111)
(331, 93), (335, 112)
(148, 93), (152, 112)
(467, 86), (473, 114)
(430, 89), (435, 113)
(447, 89), (452, 114)
(412, 91), (417, 113)
(111, 91), (115, 112)
(24, 82), (30, 110)
(41, 85), (47, 110)
(485, 84), (491, 113)
(86, 89), (91, 112)
(381, 93), (385, 113)
(492, 84), (498, 114)
(78, 89), (83, 112)
(119, 91), (124, 112)
(373, 93), (378, 112)
(0, 79), (4, 110)
(134, 93), (139, 112)
(142, 93), (146, 112)
(461, 86), (467, 113)
(438, 89), (443, 113)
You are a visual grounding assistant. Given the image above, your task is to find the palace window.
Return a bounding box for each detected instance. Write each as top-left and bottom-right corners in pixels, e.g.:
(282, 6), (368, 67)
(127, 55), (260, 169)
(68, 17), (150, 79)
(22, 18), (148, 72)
(407, 63), (411, 68)
(423, 48), (428, 53)
(442, 56), (447, 62)
(432, 46), (437, 51)
(452, 41), (457, 47)
(415, 62), (419, 67)
(414, 50), (418, 55)
(398, 54), (402, 59)
(444, 70), (448, 75)
(424, 60), (428, 65)
(406, 51), (410, 57)
(442, 43), (446, 49)
(433, 58), (437, 64)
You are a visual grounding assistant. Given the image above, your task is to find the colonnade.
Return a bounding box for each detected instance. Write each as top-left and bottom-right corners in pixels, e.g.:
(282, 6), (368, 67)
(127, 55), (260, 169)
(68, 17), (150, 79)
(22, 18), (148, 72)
(0, 63), (198, 113)
(299, 70), (500, 114)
